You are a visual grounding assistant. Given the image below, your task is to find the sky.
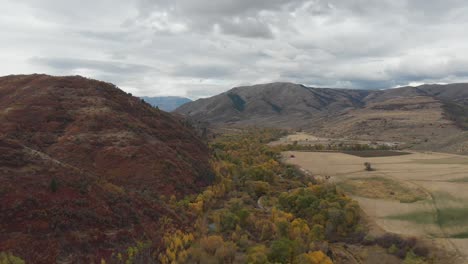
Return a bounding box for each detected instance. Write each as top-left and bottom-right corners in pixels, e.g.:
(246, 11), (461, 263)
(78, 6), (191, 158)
(2, 0), (468, 98)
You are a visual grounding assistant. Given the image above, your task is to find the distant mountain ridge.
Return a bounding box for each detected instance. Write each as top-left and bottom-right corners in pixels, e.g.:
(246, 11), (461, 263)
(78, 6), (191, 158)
(141, 96), (191, 111)
(176, 82), (468, 154)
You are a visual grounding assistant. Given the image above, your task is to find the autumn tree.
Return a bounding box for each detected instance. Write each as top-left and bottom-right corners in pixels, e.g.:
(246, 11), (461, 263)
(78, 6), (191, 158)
(247, 245), (269, 264)
(295, 251), (333, 264)
(158, 230), (194, 264)
(290, 218), (311, 243)
(268, 238), (298, 264)
(0, 252), (25, 264)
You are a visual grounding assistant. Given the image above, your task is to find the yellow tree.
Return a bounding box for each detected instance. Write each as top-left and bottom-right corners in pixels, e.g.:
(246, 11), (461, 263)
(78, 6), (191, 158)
(159, 230), (194, 264)
(290, 218), (311, 243)
(200, 235), (224, 255)
(247, 245), (269, 264)
(295, 251), (333, 264)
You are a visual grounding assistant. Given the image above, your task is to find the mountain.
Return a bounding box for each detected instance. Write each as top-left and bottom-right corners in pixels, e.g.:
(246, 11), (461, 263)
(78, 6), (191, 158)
(140, 96), (191, 111)
(0, 74), (213, 263)
(176, 82), (370, 125)
(176, 82), (468, 153)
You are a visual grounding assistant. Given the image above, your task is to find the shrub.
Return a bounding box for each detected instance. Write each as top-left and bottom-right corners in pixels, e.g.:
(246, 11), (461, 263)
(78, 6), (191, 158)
(364, 162), (373, 171)
(200, 235), (224, 255)
(295, 251), (333, 264)
(220, 212), (239, 232)
(412, 246), (429, 258)
(0, 252), (25, 264)
(50, 177), (58, 193)
(362, 234), (375, 245)
(388, 244), (398, 254)
(246, 180), (270, 198)
(214, 241), (237, 263)
(403, 250), (427, 264)
(268, 238), (297, 263)
(247, 245), (268, 264)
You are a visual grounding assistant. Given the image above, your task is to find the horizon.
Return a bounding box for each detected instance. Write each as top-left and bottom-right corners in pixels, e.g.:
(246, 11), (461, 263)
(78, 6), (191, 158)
(0, 73), (460, 100)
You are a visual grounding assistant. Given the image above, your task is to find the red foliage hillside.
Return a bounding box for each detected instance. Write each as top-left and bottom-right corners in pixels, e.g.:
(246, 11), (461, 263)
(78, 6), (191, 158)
(0, 74), (213, 263)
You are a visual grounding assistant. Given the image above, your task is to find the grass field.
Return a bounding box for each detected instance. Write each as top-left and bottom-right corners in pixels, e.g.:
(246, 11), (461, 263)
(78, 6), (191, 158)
(284, 150), (468, 263)
(337, 176), (427, 203)
(341, 150), (411, 157)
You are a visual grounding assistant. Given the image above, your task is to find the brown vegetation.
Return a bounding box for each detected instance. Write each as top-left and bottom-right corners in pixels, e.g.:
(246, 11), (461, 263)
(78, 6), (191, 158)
(0, 74), (213, 263)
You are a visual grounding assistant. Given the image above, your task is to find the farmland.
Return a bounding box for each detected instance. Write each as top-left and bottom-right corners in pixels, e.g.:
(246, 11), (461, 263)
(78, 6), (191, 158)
(284, 149), (468, 263)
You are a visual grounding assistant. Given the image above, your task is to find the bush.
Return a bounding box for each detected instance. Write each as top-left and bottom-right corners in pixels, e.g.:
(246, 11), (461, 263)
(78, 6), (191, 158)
(247, 245), (268, 264)
(0, 252), (25, 264)
(375, 234), (423, 259)
(388, 244), (398, 254)
(50, 177), (58, 193)
(362, 234), (375, 245)
(403, 250), (427, 264)
(220, 212), (239, 232)
(200, 236), (224, 255)
(413, 246), (429, 258)
(364, 162), (373, 171)
(268, 238), (297, 264)
(295, 251), (333, 264)
(246, 181), (270, 198)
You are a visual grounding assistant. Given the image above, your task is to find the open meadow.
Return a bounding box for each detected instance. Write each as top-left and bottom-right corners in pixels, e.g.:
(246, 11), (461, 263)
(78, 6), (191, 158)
(284, 150), (468, 263)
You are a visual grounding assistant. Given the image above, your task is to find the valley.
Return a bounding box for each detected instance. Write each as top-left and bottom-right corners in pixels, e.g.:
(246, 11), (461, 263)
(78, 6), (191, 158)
(177, 82), (468, 155)
(4, 1), (468, 263)
(155, 129), (436, 264)
(1, 76), (466, 263)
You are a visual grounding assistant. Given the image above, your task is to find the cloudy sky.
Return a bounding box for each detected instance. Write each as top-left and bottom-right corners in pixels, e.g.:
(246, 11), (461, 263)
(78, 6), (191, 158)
(2, 0), (468, 98)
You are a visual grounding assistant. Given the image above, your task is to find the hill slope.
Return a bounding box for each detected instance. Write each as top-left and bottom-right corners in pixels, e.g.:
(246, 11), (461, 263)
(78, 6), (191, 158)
(176, 82), (468, 153)
(140, 96), (192, 111)
(176, 82), (370, 125)
(0, 74), (213, 263)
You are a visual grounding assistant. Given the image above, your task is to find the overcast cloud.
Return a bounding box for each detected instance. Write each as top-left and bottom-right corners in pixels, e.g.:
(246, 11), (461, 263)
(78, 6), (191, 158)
(2, 0), (468, 98)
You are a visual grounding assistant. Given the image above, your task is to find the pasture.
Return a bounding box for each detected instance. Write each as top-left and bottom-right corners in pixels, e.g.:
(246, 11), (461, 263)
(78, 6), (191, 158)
(284, 150), (468, 263)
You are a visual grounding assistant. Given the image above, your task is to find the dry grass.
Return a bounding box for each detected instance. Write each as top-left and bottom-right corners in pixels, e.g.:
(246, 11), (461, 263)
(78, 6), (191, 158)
(284, 150), (468, 261)
(337, 177), (427, 203)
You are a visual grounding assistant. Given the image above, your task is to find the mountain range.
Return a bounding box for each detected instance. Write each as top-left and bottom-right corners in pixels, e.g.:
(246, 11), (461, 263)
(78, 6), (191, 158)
(176, 82), (468, 153)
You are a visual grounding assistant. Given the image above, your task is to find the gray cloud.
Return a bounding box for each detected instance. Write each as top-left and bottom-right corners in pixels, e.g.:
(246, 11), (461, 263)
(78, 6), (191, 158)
(2, 0), (468, 98)
(173, 63), (237, 79)
(30, 57), (154, 75)
(218, 18), (274, 39)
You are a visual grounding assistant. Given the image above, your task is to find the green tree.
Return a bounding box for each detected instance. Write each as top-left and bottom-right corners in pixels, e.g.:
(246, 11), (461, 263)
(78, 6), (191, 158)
(247, 245), (269, 264)
(50, 177), (58, 193)
(268, 238), (297, 264)
(364, 162), (372, 171)
(309, 224), (325, 242)
(221, 212), (239, 232)
(403, 251), (427, 264)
